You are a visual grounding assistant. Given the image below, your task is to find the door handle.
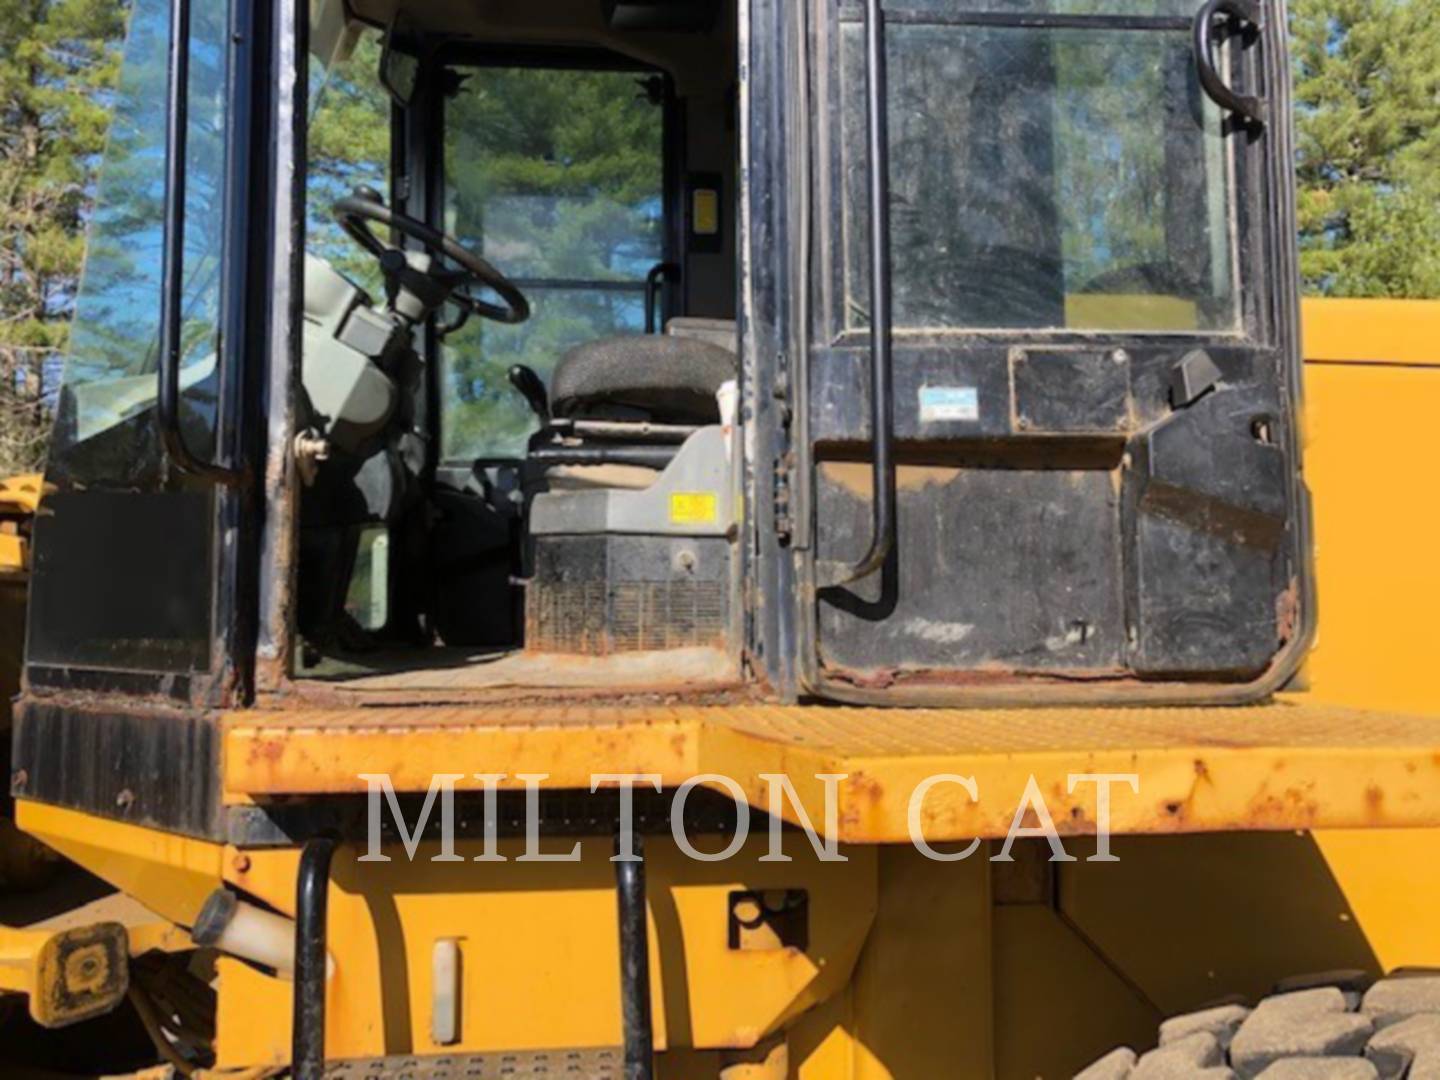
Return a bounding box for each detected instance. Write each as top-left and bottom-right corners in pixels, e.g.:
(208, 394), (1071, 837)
(1193, 0), (1267, 125)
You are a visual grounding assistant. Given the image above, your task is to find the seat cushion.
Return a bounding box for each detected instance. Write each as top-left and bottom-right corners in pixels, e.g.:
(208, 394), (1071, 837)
(550, 334), (738, 424)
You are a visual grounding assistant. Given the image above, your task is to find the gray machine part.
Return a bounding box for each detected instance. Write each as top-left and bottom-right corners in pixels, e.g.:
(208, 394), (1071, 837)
(300, 255), (407, 454)
(529, 426), (736, 537)
(665, 316), (737, 353)
(526, 417), (740, 657)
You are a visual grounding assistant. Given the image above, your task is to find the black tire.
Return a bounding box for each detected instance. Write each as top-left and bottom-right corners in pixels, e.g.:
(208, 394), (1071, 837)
(1074, 970), (1440, 1080)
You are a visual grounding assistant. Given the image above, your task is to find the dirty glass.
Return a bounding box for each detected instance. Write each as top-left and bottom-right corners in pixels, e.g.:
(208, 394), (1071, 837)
(48, 0), (231, 484)
(442, 67), (665, 462)
(838, 19), (1238, 332)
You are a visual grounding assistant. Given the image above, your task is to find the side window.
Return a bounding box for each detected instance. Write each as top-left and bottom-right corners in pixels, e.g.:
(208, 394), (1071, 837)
(29, 0), (233, 676)
(46, 0), (231, 488)
(832, 2), (1237, 334)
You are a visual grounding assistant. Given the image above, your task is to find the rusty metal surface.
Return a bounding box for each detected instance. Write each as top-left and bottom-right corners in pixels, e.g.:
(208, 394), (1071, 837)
(295, 645), (738, 694)
(324, 1048), (621, 1078)
(223, 699), (1440, 842)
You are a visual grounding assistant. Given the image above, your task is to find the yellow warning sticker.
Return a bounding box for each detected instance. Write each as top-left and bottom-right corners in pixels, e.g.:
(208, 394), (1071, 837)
(692, 189), (720, 236)
(670, 491), (718, 525)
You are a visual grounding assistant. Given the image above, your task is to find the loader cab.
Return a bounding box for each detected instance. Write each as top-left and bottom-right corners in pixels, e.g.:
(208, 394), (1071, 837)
(20, 0), (1312, 712)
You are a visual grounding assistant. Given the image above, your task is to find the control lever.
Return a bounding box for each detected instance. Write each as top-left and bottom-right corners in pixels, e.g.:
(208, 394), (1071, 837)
(508, 364), (550, 422)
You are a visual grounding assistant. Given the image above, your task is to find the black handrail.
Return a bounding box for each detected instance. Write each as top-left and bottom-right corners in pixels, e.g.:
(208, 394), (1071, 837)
(159, 0), (244, 485)
(615, 831), (654, 1080)
(829, 0), (896, 587)
(291, 835), (337, 1080)
(644, 262), (680, 334)
(1193, 0), (1267, 125)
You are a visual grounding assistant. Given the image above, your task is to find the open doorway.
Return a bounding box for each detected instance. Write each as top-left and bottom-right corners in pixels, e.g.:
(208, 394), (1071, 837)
(294, 1), (742, 695)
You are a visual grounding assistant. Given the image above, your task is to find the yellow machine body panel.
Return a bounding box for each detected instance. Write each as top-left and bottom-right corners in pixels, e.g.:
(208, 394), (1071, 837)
(224, 699), (1440, 841)
(1299, 298), (1440, 717)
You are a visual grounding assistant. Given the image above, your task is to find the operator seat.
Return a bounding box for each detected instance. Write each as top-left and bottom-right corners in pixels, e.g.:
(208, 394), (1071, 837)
(549, 318), (738, 424)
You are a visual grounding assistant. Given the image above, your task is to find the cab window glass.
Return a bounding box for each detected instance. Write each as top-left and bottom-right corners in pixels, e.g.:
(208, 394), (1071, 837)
(440, 66), (666, 463)
(47, 0), (231, 485)
(837, 10), (1238, 333)
(307, 31), (391, 298)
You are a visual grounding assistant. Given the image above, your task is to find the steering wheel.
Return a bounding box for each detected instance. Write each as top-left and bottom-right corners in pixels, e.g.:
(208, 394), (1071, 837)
(333, 188), (530, 326)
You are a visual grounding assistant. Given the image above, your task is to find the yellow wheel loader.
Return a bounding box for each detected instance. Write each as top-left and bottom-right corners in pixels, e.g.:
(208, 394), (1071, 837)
(2, 0), (1438, 1076)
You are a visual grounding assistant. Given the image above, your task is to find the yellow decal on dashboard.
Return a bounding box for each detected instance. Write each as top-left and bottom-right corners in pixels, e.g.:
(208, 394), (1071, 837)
(670, 491), (718, 525)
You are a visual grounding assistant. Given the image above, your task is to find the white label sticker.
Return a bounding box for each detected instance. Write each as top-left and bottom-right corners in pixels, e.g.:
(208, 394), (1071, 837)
(919, 386), (979, 423)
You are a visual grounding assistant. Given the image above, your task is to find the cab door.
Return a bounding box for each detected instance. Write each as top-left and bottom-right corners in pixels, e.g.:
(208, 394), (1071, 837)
(746, 0), (1310, 704)
(14, 0), (270, 831)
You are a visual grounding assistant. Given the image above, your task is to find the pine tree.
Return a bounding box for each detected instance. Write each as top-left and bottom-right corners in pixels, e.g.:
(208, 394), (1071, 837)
(0, 0), (127, 473)
(1291, 0), (1440, 297)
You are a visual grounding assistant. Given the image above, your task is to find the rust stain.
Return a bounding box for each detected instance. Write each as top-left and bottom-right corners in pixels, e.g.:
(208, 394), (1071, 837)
(1275, 577), (1301, 646)
(263, 678), (756, 712)
(1243, 784), (1321, 829)
(847, 771), (884, 804)
(1365, 784), (1385, 819)
(821, 661), (1127, 691)
(245, 737), (287, 767)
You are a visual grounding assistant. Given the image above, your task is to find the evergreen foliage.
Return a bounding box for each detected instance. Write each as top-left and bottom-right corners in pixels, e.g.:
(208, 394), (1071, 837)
(0, 0), (126, 472)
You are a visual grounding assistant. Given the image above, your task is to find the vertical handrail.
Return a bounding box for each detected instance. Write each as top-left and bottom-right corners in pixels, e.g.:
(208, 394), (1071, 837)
(615, 831), (654, 1080)
(292, 836), (337, 1080)
(644, 262), (681, 334)
(159, 0), (244, 485)
(826, 0), (895, 587)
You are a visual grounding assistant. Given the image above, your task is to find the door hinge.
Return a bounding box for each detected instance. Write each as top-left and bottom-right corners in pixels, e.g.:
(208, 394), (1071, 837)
(773, 449), (795, 544)
(770, 353), (797, 544)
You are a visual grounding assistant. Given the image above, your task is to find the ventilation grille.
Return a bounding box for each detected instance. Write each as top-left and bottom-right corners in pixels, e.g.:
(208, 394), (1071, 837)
(527, 580), (727, 655)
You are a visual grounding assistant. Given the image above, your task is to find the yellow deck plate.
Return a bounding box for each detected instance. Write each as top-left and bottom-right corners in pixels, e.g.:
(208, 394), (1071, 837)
(224, 699), (1440, 843)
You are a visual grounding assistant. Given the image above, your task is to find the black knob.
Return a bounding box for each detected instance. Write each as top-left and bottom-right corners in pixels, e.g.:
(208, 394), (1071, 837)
(508, 365), (550, 421)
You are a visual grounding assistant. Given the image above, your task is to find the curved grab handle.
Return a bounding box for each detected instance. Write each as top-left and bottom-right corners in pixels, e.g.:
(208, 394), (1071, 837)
(1194, 0), (1267, 125)
(158, 0), (244, 485)
(644, 262), (680, 335)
